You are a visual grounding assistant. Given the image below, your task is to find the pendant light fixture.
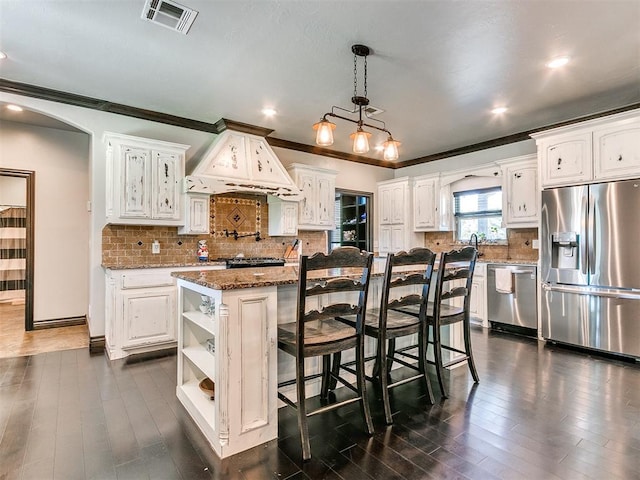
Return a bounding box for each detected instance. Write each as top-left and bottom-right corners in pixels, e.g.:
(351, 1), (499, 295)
(312, 44), (401, 161)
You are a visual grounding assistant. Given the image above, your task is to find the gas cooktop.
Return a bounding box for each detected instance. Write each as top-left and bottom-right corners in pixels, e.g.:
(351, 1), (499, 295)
(223, 257), (285, 268)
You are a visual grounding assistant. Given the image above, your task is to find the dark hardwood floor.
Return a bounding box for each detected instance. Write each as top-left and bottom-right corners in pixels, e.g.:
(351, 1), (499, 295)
(1, 327), (639, 480)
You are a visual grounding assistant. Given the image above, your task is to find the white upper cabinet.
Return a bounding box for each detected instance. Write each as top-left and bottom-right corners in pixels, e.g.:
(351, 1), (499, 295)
(413, 174), (442, 231)
(152, 150), (182, 219)
(378, 179), (408, 225)
(105, 132), (189, 226)
(532, 110), (640, 188)
(594, 119), (640, 180)
(538, 132), (592, 187)
(178, 193), (210, 235)
(268, 198), (298, 236)
(497, 155), (539, 228)
(287, 164), (337, 231)
(377, 178), (423, 255)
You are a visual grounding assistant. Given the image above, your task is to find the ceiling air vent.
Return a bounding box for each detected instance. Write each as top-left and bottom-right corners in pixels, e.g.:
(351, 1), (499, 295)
(363, 105), (385, 117)
(142, 0), (198, 34)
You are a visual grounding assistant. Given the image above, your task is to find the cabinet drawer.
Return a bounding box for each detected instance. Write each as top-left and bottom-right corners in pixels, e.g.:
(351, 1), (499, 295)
(121, 272), (174, 289)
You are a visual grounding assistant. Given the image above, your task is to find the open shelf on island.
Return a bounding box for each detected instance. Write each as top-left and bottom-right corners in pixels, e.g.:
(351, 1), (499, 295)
(183, 344), (216, 381)
(182, 310), (215, 335)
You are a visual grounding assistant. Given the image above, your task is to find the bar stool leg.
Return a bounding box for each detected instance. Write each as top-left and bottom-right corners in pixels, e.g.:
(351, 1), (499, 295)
(296, 355), (312, 460)
(328, 352), (341, 391)
(386, 338), (396, 376)
(463, 319), (480, 383)
(378, 336), (393, 424)
(418, 323), (435, 404)
(320, 354), (331, 399)
(356, 338), (375, 434)
(432, 321), (448, 398)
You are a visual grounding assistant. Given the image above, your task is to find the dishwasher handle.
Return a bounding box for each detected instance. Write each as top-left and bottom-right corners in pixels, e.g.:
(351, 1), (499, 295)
(488, 266), (536, 275)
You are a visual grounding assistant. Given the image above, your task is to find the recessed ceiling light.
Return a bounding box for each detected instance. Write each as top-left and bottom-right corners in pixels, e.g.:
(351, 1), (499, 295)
(547, 56), (570, 68)
(262, 108), (277, 117)
(0, 51), (6, 60)
(6, 105), (23, 112)
(491, 107), (508, 115)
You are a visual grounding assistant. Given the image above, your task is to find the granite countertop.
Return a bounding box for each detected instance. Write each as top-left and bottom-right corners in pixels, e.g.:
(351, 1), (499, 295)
(103, 257), (537, 272)
(478, 259), (538, 266)
(102, 261), (227, 270)
(171, 261), (426, 291)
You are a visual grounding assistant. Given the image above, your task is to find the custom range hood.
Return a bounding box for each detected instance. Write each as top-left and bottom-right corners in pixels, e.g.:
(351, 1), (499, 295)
(184, 129), (302, 200)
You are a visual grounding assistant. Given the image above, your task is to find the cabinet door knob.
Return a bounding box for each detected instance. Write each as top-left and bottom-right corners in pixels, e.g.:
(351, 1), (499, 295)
(556, 157), (562, 169)
(618, 154), (623, 162)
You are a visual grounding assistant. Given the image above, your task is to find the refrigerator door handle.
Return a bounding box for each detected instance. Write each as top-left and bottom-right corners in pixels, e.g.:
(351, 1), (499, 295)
(588, 195), (596, 275)
(542, 283), (640, 300)
(580, 194), (588, 275)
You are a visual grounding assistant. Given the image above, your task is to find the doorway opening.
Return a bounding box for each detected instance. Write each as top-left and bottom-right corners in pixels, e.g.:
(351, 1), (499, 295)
(0, 169), (35, 331)
(329, 189), (372, 252)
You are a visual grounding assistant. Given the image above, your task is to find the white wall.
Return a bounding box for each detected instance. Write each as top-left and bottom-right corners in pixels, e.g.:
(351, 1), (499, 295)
(0, 121), (90, 321)
(0, 176), (26, 206)
(0, 91), (216, 337)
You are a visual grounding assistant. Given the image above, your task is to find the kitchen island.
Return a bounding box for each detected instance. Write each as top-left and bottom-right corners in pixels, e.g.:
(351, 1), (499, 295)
(172, 260), (465, 458)
(171, 263), (384, 458)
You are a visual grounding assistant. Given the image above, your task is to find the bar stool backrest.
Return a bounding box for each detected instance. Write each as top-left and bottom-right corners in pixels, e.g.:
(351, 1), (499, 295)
(433, 246), (478, 323)
(297, 246), (374, 343)
(380, 248), (436, 328)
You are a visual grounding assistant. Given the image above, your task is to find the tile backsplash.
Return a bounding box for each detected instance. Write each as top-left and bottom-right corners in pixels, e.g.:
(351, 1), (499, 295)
(423, 228), (539, 262)
(101, 193), (327, 267)
(102, 193), (538, 267)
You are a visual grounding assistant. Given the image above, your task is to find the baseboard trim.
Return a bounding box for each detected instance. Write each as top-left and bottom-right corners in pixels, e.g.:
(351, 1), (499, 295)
(32, 315), (86, 330)
(124, 347), (177, 364)
(89, 335), (106, 355)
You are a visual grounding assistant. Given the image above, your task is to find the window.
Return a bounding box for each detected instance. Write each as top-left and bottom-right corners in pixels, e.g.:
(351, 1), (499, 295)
(454, 187), (506, 242)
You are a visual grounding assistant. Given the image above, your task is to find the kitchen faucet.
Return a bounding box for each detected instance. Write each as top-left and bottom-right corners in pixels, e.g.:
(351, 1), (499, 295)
(469, 233), (484, 257)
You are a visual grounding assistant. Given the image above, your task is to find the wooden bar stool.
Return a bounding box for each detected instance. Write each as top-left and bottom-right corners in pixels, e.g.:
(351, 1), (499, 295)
(338, 248), (437, 424)
(276, 247), (374, 461)
(394, 246), (479, 398)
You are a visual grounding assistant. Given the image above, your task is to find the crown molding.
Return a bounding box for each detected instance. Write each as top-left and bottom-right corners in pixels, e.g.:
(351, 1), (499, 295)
(2, 78), (638, 169)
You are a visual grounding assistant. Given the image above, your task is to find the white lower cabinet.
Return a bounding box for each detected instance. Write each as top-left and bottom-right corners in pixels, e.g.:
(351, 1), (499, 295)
(121, 287), (175, 350)
(469, 263), (488, 327)
(379, 225), (406, 254)
(177, 280), (278, 458)
(105, 265), (224, 360)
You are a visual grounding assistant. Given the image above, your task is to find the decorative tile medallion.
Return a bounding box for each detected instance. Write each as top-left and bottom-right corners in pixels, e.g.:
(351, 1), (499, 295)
(211, 196), (262, 237)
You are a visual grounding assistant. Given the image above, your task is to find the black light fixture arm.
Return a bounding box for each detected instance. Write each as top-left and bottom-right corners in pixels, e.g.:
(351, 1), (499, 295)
(320, 109), (391, 136)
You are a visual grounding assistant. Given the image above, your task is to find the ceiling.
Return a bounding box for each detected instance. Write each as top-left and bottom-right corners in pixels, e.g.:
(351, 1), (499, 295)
(1, 1), (639, 166)
(0, 103), (83, 132)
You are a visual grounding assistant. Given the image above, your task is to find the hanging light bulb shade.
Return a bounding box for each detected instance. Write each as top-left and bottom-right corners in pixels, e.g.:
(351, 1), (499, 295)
(382, 136), (401, 161)
(350, 127), (371, 154)
(312, 119), (336, 146)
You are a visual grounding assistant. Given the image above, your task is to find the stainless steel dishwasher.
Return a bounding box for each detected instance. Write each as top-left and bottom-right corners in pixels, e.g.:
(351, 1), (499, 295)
(487, 264), (537, 333)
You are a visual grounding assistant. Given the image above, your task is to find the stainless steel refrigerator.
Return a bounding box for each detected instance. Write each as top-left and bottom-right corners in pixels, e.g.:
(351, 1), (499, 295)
(540, 179), (640, 358)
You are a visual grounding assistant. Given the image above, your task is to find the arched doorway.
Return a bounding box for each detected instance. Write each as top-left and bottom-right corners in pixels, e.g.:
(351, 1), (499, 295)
(0, 105), (90, 354)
